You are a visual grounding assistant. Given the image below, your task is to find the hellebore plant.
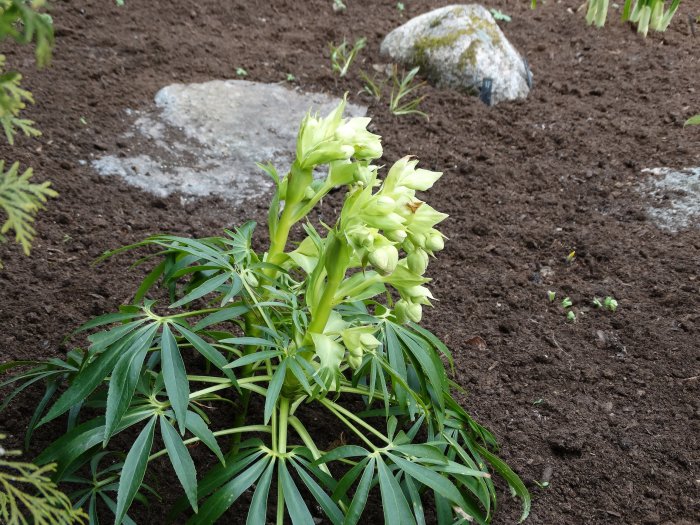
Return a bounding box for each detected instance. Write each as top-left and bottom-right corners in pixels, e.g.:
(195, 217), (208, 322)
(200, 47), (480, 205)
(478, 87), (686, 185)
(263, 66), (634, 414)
(2, 99), (529, 524)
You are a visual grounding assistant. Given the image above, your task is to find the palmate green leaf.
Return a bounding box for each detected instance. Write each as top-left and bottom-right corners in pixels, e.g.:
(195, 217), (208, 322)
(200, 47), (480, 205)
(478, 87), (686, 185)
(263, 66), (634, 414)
(313, 445), (369, 466)
(223, 349), (283, 369)
(25, 379), (59, 448)
(74, 311), (146, 334)
(35, 408), (154, 479)
(133, 259), (166, 303)
(264, 359), (287, 424)
(104, 324), (158, 443)
(343, 457), (375, 525)
(160, 416), (198, 513)
(169, 272), (237, 309)
(184, 411), (224, 465)
(475, 444), (531, 523)
(99, 493), (138, 525)
(40, 323), (152, 426)
(279, 460), (315, 525)
(403, 475), (426, 525)
(175, 324), (238, 385)
(161, 324), (190, 434)
(87, 318), (148, 354)
(115, 416), (157, 525)
(168, 442), (264, 522)
(188, 454), (271, 525)
(386, 452), (482, 525)
(376, 456), (416, 525)
(290, 457), (343, 525)
(192, 304), (249, 331)
(245, 457), (276, 525)
(393, 323), (447, 412)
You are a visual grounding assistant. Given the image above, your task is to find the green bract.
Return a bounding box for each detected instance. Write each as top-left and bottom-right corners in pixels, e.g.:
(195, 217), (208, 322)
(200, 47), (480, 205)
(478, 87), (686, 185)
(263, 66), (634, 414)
(2, 99), (530, 524)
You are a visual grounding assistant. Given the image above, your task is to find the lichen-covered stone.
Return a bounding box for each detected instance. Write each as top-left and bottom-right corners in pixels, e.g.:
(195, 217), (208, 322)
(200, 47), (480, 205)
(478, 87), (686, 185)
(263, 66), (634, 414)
(380, 4), (531, 105)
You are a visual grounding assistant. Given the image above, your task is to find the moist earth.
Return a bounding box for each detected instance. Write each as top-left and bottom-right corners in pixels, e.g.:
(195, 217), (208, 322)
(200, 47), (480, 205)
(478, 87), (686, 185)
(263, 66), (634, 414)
(1, 1), (699, 524)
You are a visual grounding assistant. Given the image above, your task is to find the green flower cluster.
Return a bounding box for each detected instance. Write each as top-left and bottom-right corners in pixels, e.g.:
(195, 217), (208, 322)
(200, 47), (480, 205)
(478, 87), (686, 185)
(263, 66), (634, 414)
(277, 97), (448, 369)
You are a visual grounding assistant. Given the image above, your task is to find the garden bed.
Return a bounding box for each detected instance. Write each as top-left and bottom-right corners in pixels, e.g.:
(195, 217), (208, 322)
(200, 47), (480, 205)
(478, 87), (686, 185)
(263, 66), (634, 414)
(1, 0), (699, 523)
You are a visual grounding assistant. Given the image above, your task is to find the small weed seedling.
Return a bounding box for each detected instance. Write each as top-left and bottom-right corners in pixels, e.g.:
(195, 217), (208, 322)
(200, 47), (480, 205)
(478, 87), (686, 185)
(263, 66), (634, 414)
(685, 114), (700, 126)
(359, 69), (385, 101)
(397, 2), (405, 13)
(332, 0), (347, 13)
(236, 67), (248, 77)
(286, 72), (296, 82)
(566, 310), (576, 322)
(329, 37), (366, 78)
(593, 296), (618, 312)
(390, 65), (427, 118)
(586, 0), (682, 36)
(560, 297), (573, 309)
(547, 290), (556, 302)
(490, 8), (512, 22)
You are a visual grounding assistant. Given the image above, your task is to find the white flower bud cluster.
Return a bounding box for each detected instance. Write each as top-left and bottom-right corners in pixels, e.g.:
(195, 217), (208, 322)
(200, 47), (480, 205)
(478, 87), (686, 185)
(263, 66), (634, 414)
(339, 155), (447, 324)
(296, 98), (382, 171)
(341, 326), (381, 369)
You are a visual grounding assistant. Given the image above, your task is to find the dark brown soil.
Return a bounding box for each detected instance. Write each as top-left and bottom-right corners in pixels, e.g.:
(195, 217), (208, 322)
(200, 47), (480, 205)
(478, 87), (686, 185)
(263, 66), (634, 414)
(1, 1), (699, 524)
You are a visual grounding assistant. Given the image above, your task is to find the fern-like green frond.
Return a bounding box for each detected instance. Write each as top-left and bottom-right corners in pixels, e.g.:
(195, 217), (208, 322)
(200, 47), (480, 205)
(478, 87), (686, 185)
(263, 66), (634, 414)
(0, 0), (54, 67)
(0, 160), (57, 258)
(0, 57), (40, 144)
(0, 436), (87, 525)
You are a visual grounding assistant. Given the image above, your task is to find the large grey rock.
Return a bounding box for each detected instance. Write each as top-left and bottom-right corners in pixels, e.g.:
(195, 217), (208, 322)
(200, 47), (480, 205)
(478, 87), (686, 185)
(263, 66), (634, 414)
(92, 80), (366, 203)
(380, 4), (531, 105)
(641, 167), (700, 231)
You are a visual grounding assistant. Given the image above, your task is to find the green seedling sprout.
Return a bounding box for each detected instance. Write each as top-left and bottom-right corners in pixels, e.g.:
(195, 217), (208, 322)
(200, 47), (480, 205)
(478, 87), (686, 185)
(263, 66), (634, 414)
(329, 37), (366, 78)
(565, 250), (576, 264)
(603, 296), (618, 312)
(332, 0), (347, 13)
(566, 310), (576, 322)
(360, 70), (384, 101)
(685, 115), (700, 126)
(593, 297), (603, 308)
(286, 72), (296, 82)
(235, 67), (248, 77)
(389, 65), (427, 118)
(547, 290), (556, 302)
(490, 8), (512, 22)
(397, 2), (405, 12)
(561, 297), (573, 309)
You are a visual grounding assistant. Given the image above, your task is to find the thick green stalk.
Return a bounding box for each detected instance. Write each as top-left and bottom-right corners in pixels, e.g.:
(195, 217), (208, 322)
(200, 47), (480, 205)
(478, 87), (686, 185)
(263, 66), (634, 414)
(230, 313), (259, 454)
(276, 397), (291, 525)
(307, 236), (349, 335)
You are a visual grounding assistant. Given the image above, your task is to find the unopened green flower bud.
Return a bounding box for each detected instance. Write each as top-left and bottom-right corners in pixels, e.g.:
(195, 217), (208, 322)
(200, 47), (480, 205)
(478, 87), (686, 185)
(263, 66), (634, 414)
(366, 195), (396, 215)
(405, 285), (433, 304)
(425, 232), (444, 252)
(359, 333), (381, 351)
(368, 244), (398, 276)
(407, 249), (429, 275)
(406, 302), (423, 323)
(412, 232), (426, 249)
(384, 156), (443, 192)
(347, 352), (363, 369)
(385, 229), (407, 243)
(363, 212), (405, 231)
(394, 299), (409, 324)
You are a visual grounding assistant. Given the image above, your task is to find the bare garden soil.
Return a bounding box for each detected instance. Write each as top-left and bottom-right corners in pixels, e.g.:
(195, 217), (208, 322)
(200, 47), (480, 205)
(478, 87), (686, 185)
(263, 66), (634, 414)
(1, 0), (699, 523)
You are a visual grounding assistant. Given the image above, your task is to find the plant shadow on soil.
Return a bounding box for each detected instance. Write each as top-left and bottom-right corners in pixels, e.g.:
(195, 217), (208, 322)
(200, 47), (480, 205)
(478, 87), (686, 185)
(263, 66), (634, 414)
(1, 1), (699, 524)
